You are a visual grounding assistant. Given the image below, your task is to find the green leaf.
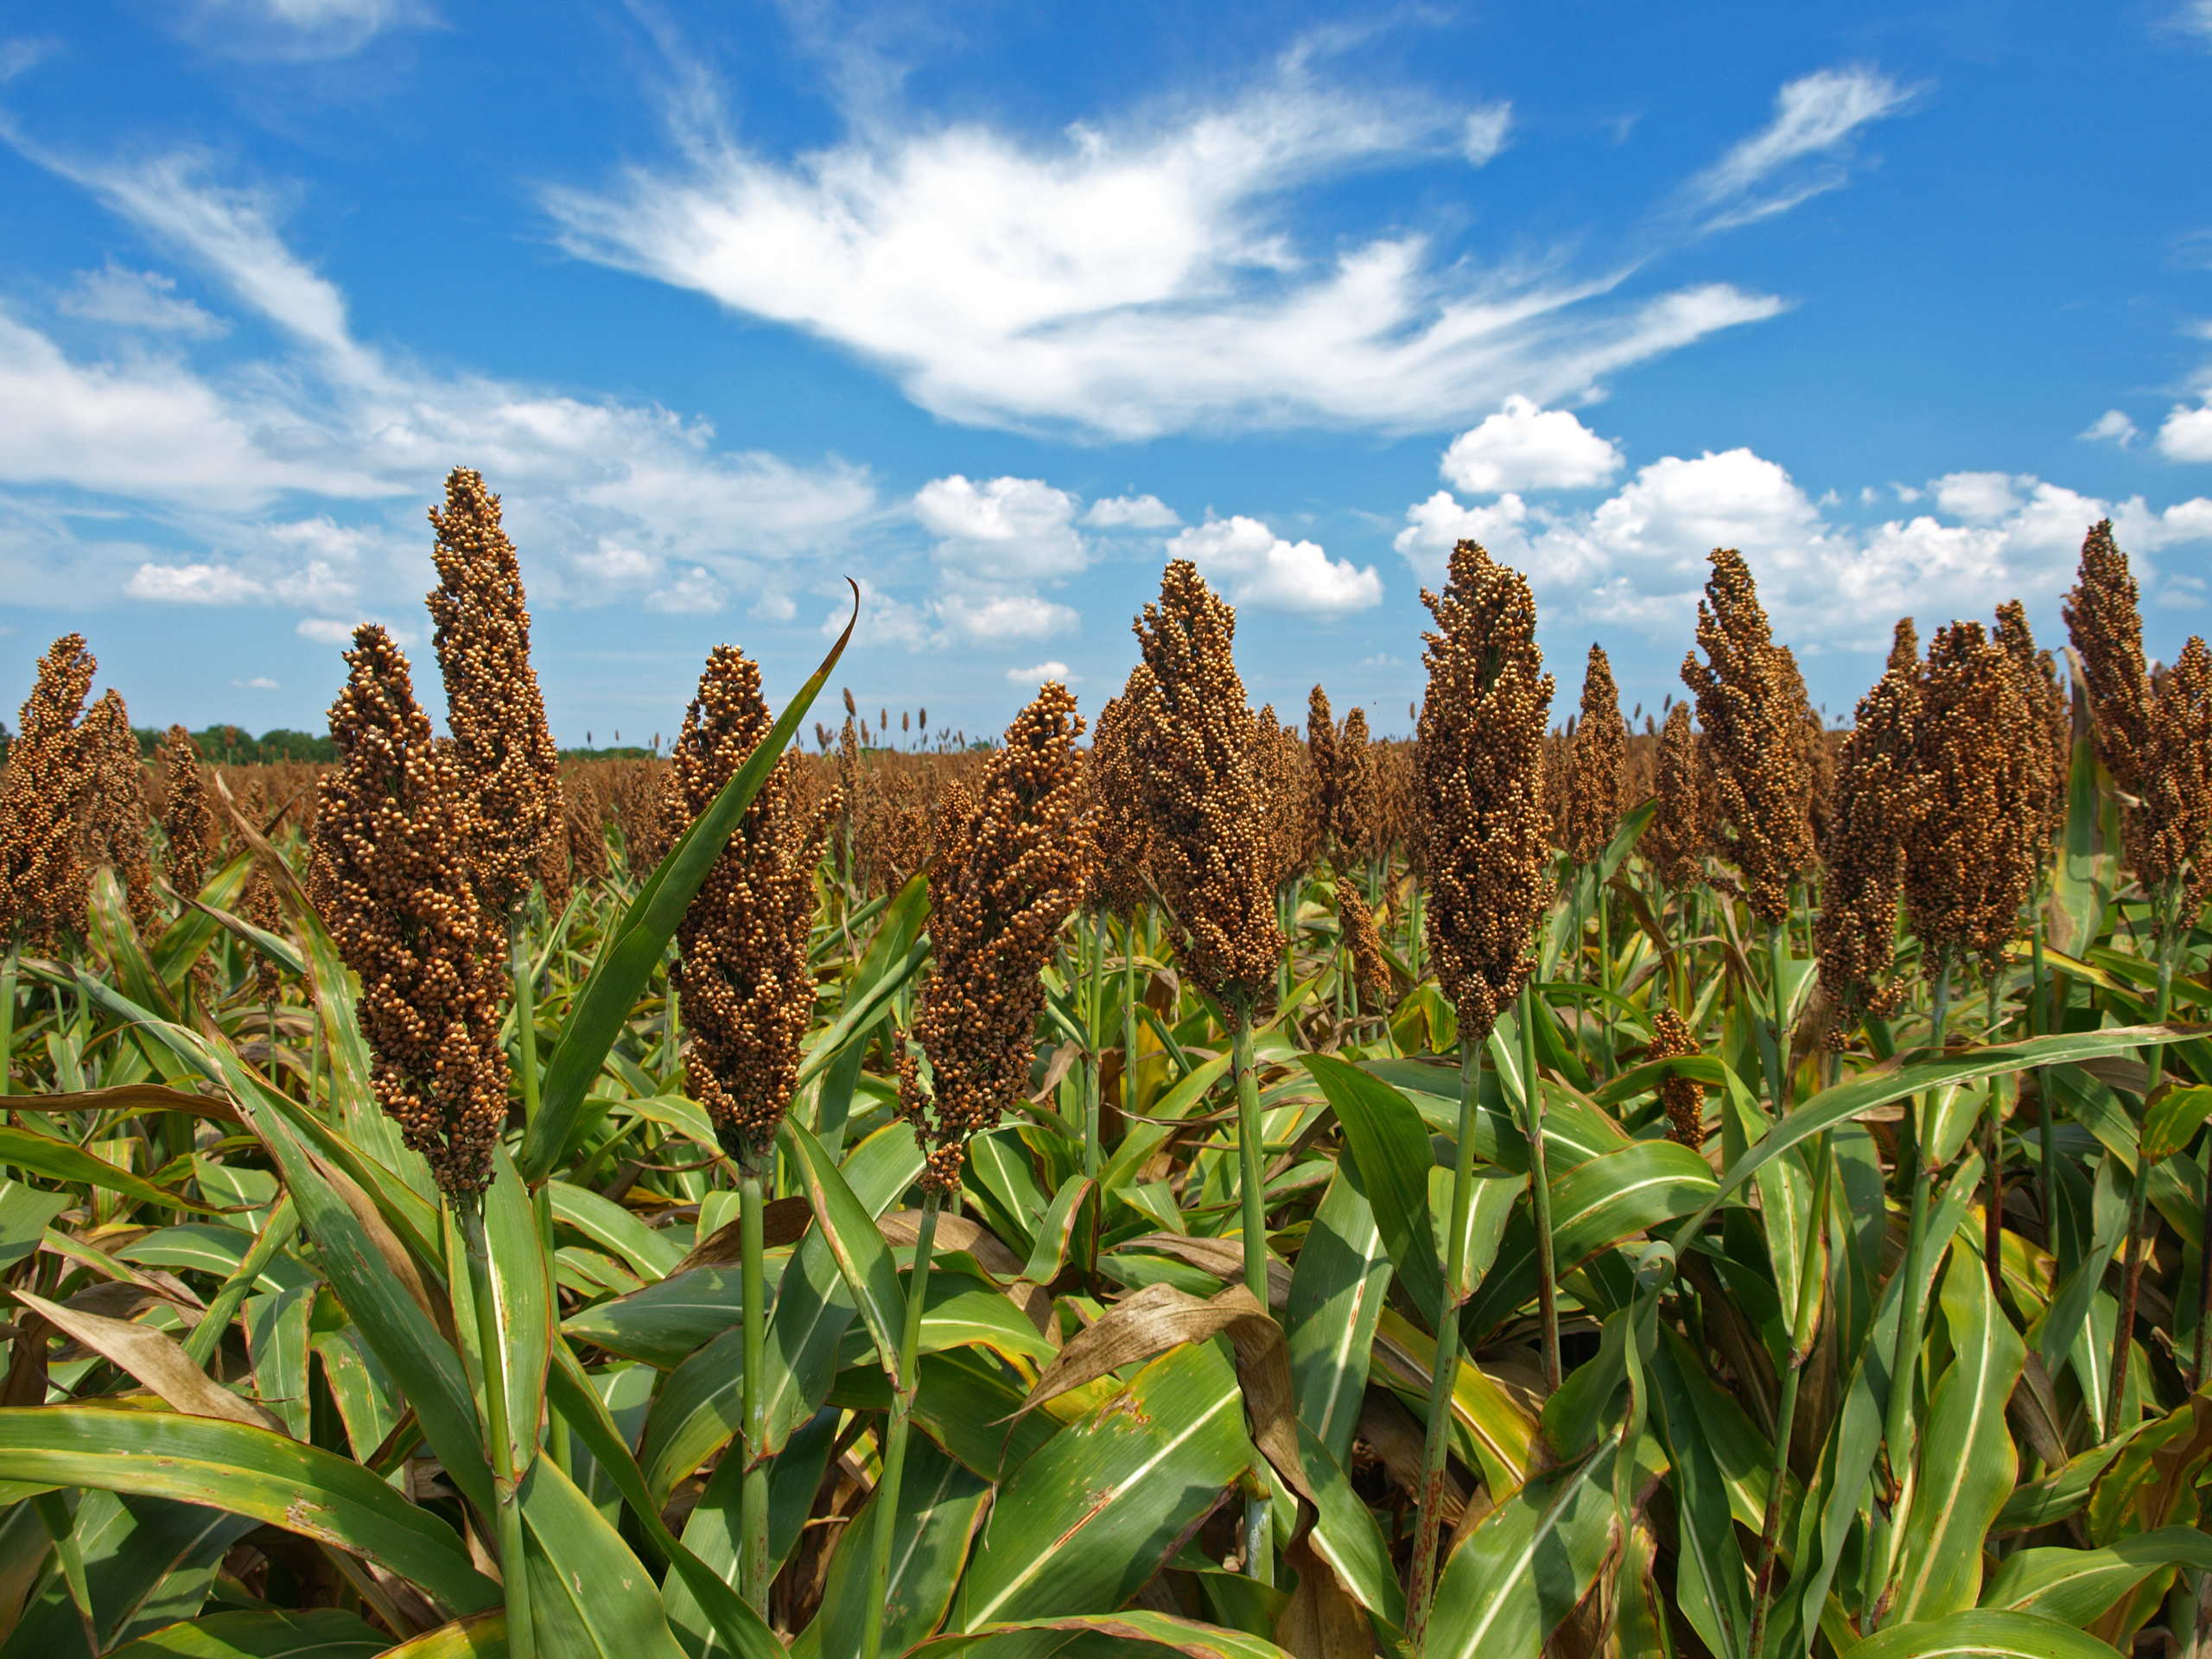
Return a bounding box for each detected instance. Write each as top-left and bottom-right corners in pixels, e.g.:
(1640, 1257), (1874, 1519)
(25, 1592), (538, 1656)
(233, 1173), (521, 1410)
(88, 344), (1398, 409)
(454, 1148), (553, 1481)
(2045, 674), (2120, 959)
(1848, 1610), (2123, 1659)
(1891, 1237), (2028, 1623)
(1285, 1166), (1393, 1465)
(761, 1123), (925, 1456)
(0, 1180), (73, 1272)
(0, 1121), (207, 1212)
(0, 1491), (257, 1659)
(780, 1115), (910, 1389)
(0, 1407), (498, 1614)
(516, 1457), (689, 1659)
(1668, 1027), (2202, 1255)
(950, 1341), (1255, 1631)
(561, 1265), (753, 1370)
(1301, 1053), (1447, 1332)
(907, 1610), (1295, 1658)
(1649, 1328), (1752, 1659)
(1465, 1141), (1714, 1341)
(522, 600), (854, 1181)
(1297, 1421), (1405, 1631)
(1427, 1166), (1524, 1304)
(1982, 1528), (2212, 1627)
(103, 1610), (388, 1659)
(1422, 1438), (1640, 1658)
(2141, 1085), (2212, 1165)
(794, 1432), (988, 1659)
(549, 1181), (686, 1282)
(248, 1094), (493, 1517)
(829, 1347), (1065, 1482)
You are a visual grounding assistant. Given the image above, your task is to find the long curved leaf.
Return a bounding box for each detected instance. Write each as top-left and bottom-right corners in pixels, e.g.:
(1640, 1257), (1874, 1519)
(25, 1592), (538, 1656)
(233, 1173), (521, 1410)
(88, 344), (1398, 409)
(0, 1408), (497, 1614)
(1983, 1528), (2212, 1627)
(1301, 1053), (1446, 1332)
(1849, 1610), (2123, 1659)
(103, 1609), (387, 1659)
(521, 595), (855, 1181)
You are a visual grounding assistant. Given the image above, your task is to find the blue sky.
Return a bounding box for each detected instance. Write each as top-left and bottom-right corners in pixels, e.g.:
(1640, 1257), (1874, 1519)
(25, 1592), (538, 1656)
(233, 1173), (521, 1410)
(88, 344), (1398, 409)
(2, 1), (2209, 746)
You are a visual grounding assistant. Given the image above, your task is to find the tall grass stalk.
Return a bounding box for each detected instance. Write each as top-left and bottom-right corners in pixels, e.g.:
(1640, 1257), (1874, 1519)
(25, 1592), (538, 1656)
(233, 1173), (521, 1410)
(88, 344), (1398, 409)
(461, 1198), (534, 1659)
(1231, 998), (1273, 1583)
(1521, 981), (1560, 1389)
(739, 1158), (771, 1607)
(860, 1189), (940, 1659)
(1405, 1033), (1482, 1653)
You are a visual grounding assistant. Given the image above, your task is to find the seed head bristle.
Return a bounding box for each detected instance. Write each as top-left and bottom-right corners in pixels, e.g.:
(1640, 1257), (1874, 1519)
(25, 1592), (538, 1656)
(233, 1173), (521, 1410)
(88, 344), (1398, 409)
(1336, 880), (1391, 1006)
(0, 634), (98, 951)
(427, 467), (562, 921)
(312, 625), (507, 1194)
(1815, 656), (1920, 1028)
(2135, 635), (2212, 913)
(1413, 540), (1554, 1043)
(2063, 519), (2154, 796)
(1649, 1004), (1706, 1146)
(563, 772), (610, 889)
(1681, 549), (1815, 925)
(671, 646), (836, 1166)
(1084, 670), (1153, 918)
(156, 726), (213, 908)
(1887, 617), (1920, 677)
(1644, 703), (1703, 891)
(78, 689), (157, 932)
(1332, 708), (1380, 864)
(1567, 644), (1624, 862)
(1902, 620), (2043, 979)
(1307, 686), (1338, 840)
(1256, 702), (1321, 884)
(1993, 601), (2068, 849)
(1125, 561), (1285, 1003)
(900, 683), (1090, 1192)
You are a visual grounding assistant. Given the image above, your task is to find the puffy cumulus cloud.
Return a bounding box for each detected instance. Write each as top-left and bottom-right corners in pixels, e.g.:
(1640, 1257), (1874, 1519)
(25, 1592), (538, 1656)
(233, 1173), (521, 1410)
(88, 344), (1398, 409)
(644, 566), (726, 614)
(938, 593), (1080, 642)
(1168, 516), (1382, 615)
(2158, 402), (2212, 462)
(125, 561), (264, 604)
(1441, 397), (1623, 493)
(0, 143), (881, 622)
(1395, 451), (2212, 652)
(914, 474), (1085, 583)
(1689, 66), (1920, 228)
(550, 72), (1778, 438)
(2082, 409), (2139, 446)
(1006, 661), (1075, 687)
(1083, 493), (1180, 530)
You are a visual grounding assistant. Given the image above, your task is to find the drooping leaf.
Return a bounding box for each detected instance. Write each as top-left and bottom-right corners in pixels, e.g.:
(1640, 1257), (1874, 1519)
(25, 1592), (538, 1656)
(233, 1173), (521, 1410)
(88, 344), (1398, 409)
(1284, 1167), (1392, 1465)
(1849, 1610), (2123, 1659)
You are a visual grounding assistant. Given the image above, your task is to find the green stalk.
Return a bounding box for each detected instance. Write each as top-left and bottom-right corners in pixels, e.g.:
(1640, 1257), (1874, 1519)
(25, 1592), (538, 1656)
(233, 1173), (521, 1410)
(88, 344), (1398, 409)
(738, 1155), (771, 1607)
(860, 1188), (939, 1659)
(1084, 910), (1104, 1179)
(1748, 1131), (1832, 1659)
(1405, 1034), (1481, 1654)
(512, 914), (539, 1128)
(1596, 886), (1611, 1081)
(1122, 913), (1140, 1116)
(0, 936), (16, 1098)
(1883, 960), (1948, 1497)
(461, 1198), (534, 1659)
(1231, 998), (1273, 1582)
(2113, 882), (2179, 1433)
(1985, 976), (2005, 1298)
(1763, 920), (1792, 1122)
(1520, 982), (1560, 1389)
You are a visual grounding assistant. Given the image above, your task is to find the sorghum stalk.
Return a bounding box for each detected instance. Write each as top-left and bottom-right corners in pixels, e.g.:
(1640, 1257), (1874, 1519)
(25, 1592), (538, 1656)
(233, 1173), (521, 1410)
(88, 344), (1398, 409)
(0, 938), (14, 1098)
(1521, 981), (1560, 1390)
(739, 1156), (770, 1603)
(1885, 959), (1949, 1490)
(1404, 1033), (1481, 1648)
(861, 1188), (940, 1659)
(461, 1198), (534, 1659)
(1749, 1129), (1833, 1659)
(512, 918), (538, 1127)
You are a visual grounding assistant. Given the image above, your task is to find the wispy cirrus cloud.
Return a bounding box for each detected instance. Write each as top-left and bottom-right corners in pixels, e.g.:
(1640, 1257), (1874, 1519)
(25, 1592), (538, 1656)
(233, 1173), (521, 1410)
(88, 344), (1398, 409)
(1687, 66), (1920, 229)
(547, 66), (1783, 440)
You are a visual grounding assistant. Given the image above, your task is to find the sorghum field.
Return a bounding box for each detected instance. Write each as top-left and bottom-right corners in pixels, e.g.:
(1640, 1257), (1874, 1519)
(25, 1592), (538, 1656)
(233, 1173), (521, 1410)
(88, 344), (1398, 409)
(0, 467), (2205, 1659)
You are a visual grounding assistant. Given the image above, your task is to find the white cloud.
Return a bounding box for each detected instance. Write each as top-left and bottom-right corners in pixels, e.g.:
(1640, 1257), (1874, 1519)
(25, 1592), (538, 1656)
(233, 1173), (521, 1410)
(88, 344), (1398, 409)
(58, 262), (227, 336)
(938, 593), (1079, 641)
(1168, 516), (1382, 615)
(1440, 396), (1623, 493)
(232, 676), (278, 690)
(1395, 453), (2212, 652)
(1930, 470), (2020, 522)
(296, 617), (358, 645)
(2082, 409), (2139, 446)
(125, 561), (264, 603)
(1461, 104), (1512, 166)
(1691, 67), (1918, 226)
(549, 75), (1779, 438)
(175, 0), (435, 60)
(1083, 493), (1180, 530)
(1006, 661), (1074, 687)
(645, 566), (725, 614)
(2158, 402), (2212, 461)
(0, 143), (882, 620)
(914, 474), (1085, 582)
